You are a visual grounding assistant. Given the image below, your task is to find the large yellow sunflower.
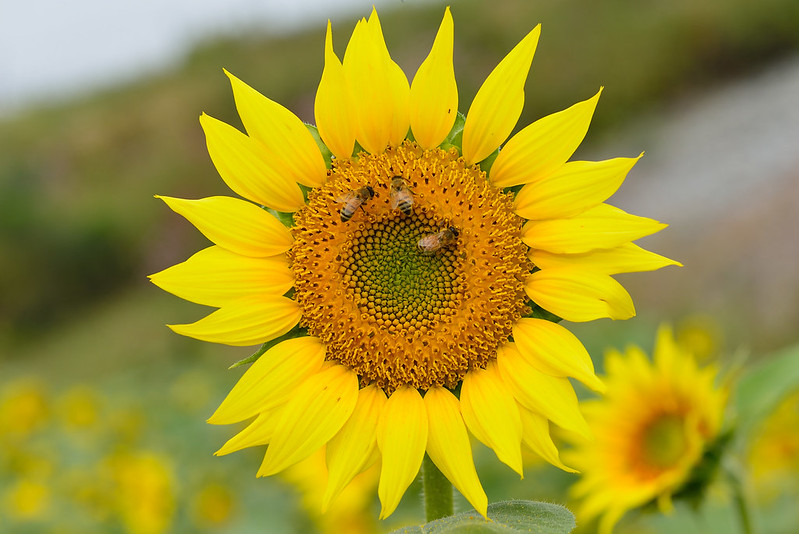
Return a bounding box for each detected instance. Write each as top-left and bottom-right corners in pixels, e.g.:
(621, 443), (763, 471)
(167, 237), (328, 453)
(564, 325), (727, 533)
(151, 7), (678, 519)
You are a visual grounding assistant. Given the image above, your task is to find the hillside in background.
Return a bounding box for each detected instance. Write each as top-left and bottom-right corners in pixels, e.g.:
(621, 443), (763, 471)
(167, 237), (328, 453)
(2, 0), (799, 348)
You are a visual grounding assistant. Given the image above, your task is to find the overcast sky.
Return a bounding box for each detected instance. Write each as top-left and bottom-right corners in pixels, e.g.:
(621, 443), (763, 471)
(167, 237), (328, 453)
(0, 0), (426, 116)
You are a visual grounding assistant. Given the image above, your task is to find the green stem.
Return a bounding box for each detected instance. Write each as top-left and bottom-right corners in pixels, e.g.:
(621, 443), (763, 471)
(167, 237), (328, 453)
(422, 454), (453, 522)
(726, 460), (756, 534)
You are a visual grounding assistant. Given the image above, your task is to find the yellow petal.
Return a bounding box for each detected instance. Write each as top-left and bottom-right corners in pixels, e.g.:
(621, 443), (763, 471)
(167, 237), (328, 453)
(149, 246), (293, 307)
(460, 361), (524, 477)
(315, 21), (356, 160)
(529, 242), (682, 274)
(497, 343), (591, 440)
(517, 404), (577, 473)
(226, 70), (326, 188)
(200, 113), (306, 212)
(344, 10), (410, 154)
(462, 25), (541, 164)
(490, 90), (603, 187)
(513, 318), (604, 392)
(409, 7), (457, 149)
(424, 387), (488, 518)
(522, 203), (667, 254)
(168, 296), (301, 346)
(258, 364), (359, 476)
(214, 406), (281, 456)
(605, 345), (652, 386)
(156, 195), (293, 258)
(513, 154), (641, 220)
(323, 385), (387, 510)
(376, 386), (427, 519)
(525, 267), (635, 322)
(653, 323), (680, 370)
(207, 336), (326, 425)
(598, 507), (629, 534)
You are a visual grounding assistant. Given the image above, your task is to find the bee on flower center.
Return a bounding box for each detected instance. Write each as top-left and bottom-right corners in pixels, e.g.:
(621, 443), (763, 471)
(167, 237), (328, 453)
(389, 176), (414, 216)
(418, 226), (459, 255)
(336, 185), (376, 222)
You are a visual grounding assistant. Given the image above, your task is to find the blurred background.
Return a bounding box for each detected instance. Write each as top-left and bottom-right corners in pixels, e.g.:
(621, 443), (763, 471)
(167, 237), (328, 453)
(1, 0), (798, 532)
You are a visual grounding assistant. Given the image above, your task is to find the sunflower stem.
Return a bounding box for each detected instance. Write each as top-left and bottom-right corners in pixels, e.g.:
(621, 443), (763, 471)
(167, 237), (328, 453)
(422, 454), (453, 522)
(726, 459), (756, 534)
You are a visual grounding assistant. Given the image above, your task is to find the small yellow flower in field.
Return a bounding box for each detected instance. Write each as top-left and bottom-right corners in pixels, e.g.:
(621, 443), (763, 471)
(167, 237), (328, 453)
(564, 325), (727, 534)
(105, 451), (176, 534)
(0, 378), (49, 440)
(58, 385), (102, 430)
(675, 315), (723, 364)
(2, 478), (50, 521)
(152, 6), (678, 518)
(192, 481), (235, 527)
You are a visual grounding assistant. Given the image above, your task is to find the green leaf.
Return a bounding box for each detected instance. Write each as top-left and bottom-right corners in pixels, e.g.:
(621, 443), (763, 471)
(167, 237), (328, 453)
(734, 342), (799, 436)
(390, 500), (575, 534)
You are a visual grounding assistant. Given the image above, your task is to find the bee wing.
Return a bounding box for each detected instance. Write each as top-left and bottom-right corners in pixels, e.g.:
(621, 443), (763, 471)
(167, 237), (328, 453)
(418, 234), (435, 248)
(389, 190), (401, 209)
(335, 192), (353, 203)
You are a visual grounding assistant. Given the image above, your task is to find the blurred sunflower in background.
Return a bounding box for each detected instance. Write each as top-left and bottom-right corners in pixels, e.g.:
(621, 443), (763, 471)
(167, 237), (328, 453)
(564, 325), (728, 534)
(281, 448), (380, 534)
(747, 388), (799, 502)
(151, 6), (678, 518)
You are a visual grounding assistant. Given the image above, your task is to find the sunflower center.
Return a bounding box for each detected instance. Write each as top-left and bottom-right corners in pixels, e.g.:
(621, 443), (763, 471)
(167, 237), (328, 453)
(291, 141), (530, 393)
(342, 212), (461, 332)
(641, 414), (689, 469)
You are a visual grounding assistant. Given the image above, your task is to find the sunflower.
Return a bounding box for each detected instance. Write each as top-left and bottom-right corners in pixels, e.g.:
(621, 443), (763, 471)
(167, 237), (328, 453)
(151, 7), (678, 519)
(564, 325), (727, 534)
(747, 389), (799, 503)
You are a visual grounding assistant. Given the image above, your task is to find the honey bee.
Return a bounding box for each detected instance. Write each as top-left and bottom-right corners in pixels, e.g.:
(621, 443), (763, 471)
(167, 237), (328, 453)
(335, 185), (375, 222)
(389, 176), (414, 216)
(418, 226), (459, 255)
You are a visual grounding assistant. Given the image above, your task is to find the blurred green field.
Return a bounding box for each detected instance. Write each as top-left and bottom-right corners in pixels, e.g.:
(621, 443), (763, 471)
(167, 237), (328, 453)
(2, 0), (799, 532)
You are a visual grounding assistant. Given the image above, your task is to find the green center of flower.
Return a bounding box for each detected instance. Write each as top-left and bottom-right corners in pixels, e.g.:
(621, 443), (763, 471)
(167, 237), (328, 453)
(290, 142), (530, 393)
(342, 211), (461, 333)
(641, 414), (689, 469)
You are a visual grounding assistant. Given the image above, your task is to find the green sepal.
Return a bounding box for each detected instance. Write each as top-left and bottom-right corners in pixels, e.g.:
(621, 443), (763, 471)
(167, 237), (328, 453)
(228, 324), (308, 369)
(263, 206), (295, 228)
(390, 500), (575, 533)
(305, 123), (333, 169)
(523, 303), (562, 324)
(298, 183), (311, 203)
(503, 183), (525, 197)
(478, 147), (500, 175)
(439, 111), (466, 153)
(351, 140), (366, 159)
(666, 428), (735, 511)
